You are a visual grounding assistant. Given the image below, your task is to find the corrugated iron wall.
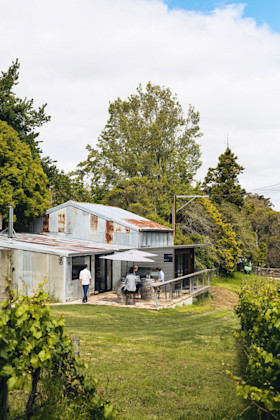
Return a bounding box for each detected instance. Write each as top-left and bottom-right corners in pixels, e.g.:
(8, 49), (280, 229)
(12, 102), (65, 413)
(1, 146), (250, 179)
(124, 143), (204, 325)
(0, 249), (12, 301)
(37, 206), (172, 248)
(10, 249), (65, 301)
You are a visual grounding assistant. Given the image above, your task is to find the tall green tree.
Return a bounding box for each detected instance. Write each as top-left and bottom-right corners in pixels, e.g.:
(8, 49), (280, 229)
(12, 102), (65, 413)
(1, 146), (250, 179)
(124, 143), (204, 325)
(175, 198), (241, 274)
(41, 157), (91, 206)
(245, 194), (280, 267)
(0, 59), (50, 157)
(203, 147), (246, 206)
(217, 201), (258, 263)
(104, 176), (169, 225)
(78, 82), (202, 219)
(0, 121), (50, 228)
(0, 60), (85, 206)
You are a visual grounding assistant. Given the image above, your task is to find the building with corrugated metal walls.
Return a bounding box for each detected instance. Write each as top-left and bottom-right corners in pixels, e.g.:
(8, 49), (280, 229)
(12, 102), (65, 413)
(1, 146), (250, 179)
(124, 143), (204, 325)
(28, 201), (173, 248)
(0, 201), (206, 302)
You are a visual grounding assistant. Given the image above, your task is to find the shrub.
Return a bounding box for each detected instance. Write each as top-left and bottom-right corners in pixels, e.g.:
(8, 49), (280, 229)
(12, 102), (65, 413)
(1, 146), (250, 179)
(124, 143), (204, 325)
(0, 281), (116, 419)
(231, 279), (280, 417)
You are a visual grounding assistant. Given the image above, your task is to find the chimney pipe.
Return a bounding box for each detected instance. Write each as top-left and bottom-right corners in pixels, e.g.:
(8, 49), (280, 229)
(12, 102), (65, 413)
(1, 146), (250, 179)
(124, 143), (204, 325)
(8, 204), (13, 238)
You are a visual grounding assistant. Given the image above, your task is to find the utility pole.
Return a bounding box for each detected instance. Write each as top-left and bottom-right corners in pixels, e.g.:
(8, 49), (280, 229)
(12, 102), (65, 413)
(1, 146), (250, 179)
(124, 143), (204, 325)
(172, 195), (209, 240)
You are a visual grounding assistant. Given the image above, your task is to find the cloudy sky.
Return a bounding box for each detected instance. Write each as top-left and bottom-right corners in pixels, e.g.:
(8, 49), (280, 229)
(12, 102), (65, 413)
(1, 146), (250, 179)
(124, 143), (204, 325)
(1, 0), (280, 209)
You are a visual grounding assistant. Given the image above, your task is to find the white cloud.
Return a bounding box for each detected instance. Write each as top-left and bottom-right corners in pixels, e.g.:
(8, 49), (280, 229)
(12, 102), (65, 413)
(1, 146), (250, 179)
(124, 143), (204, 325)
(1, 0), (280, 207)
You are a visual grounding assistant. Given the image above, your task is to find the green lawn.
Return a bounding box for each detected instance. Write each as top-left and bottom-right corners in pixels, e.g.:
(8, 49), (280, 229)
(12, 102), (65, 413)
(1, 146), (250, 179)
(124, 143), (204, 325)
(211, 271), (259, 293)
(51, 294), (253, 419)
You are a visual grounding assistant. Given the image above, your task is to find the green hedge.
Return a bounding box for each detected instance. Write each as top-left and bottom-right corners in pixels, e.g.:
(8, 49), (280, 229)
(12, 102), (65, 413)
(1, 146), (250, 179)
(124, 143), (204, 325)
(233, 279), (280, 416)
(0, 281), (116, 419)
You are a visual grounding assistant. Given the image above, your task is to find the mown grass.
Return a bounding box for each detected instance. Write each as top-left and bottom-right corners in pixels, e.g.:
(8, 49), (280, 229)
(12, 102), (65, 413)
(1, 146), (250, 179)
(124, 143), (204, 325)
(50, 294), (254, 419)
(211, 271), (261, 294)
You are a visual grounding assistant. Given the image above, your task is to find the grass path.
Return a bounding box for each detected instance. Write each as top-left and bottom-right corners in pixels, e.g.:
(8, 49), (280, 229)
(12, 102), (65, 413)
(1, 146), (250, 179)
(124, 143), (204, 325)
(51, 286), (253, 419)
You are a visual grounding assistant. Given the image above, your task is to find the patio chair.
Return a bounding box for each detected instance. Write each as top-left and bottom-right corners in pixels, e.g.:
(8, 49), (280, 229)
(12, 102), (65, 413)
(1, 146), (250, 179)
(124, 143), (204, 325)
(125, 291), (136, 305)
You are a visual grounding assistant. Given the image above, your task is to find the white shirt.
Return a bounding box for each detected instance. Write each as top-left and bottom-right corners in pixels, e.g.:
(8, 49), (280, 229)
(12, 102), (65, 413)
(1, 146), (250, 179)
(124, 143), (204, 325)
(124, 274), (137, 292)
(79, 268), (91, 285)
(158, 270), (165, 283)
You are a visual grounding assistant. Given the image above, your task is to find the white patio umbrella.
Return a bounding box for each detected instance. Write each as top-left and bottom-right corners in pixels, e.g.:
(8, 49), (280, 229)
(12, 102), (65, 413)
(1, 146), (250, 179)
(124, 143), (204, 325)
(100, 249), (156, 282)
(100, 249), (157, 260)
(99, 251), (155, 263)
(127, 249), (157, 258)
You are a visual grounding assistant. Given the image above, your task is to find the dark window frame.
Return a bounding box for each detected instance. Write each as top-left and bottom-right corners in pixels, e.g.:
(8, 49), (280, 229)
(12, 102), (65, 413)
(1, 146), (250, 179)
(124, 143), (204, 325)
(72, 255), (92, 280)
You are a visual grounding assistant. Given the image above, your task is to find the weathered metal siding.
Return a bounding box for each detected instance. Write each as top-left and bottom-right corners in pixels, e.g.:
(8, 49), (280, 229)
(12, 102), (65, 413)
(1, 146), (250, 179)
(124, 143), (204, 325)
(48, 210), (58, 234)
(10, 250), (64, 302)
(66, 206), (73, 234)
(89, 214), (99, 242)
(112, 260), (122, 290)
(43, 206), (141, 246)
(31, 253), (64, 300)
(57, 209), (66, 233)
(66, 255), (95, 301)
(106, 221), (114, 243)
(0, 248), (12, 301)
(70, 208), (89, 240)
(39, 203), (173, 248)
(17, 250), (33, 293)
(139, 232), (173, 247)
(43, 215), (49, 233)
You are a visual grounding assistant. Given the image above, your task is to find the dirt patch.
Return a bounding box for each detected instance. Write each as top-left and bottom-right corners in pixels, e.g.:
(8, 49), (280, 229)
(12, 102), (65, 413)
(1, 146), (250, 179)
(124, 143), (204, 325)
(209, 287), (239, 310)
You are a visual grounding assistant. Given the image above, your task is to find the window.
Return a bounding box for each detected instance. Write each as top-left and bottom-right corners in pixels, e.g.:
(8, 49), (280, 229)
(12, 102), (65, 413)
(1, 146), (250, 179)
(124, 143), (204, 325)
(72, 256), (91, 280)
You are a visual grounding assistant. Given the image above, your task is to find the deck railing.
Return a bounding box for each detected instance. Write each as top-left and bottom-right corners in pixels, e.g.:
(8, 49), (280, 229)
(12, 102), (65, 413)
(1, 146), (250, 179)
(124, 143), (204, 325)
(252, 267), (280, 278)
(152, 269), (215, 309)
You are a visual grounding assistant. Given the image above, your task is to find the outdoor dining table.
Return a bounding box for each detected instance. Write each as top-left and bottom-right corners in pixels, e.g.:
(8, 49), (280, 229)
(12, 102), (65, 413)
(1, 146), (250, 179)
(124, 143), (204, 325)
(139, 277), (156, 300)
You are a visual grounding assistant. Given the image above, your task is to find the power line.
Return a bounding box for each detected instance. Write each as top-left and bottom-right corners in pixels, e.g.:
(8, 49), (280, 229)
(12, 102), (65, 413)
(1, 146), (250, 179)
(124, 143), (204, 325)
(250, 182), (280, 192)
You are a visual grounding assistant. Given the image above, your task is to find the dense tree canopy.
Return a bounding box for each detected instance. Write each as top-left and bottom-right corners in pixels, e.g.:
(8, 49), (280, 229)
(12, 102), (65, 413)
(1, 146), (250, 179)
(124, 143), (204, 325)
(0, 60), (82, 207)
(0, 61), (277, 272)
(41, 156), (90, 206)
(244, 194), (280, 267)
(78, 82), (202, 219)
(0, 121), (50, 228)
(0, 59), (50, 157)
(203, 147), (246, 206)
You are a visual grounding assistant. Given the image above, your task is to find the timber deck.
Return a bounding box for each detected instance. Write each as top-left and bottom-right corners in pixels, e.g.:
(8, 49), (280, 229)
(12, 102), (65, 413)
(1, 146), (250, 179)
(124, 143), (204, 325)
(66, 286), (211, 310)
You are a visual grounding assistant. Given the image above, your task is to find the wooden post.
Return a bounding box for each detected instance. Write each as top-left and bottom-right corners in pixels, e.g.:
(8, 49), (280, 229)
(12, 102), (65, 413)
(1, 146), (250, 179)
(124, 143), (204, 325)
(0, 378), (8, 420)
(0, 278), (11, 420)
(172, 195), (176, 241)
(155, 287), (158, 309)
(70, 335), (80, 357)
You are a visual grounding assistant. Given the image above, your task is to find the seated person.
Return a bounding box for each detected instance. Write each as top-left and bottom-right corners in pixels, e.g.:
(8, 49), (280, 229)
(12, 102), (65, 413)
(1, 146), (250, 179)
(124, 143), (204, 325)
(123, 267), (137, 294)
(133, 265), (142, 293)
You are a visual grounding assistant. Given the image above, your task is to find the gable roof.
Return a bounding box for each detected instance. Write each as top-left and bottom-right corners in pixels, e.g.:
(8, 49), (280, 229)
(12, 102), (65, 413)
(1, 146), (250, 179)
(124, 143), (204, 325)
(45, 201), (172, 232)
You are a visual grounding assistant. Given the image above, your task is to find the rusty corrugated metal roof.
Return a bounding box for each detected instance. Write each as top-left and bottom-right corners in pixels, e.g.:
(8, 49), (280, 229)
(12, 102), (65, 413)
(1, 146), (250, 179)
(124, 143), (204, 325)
(122, 219), (171, 231)
(0, 233), (128, 256)
(45, 201), (172, 232)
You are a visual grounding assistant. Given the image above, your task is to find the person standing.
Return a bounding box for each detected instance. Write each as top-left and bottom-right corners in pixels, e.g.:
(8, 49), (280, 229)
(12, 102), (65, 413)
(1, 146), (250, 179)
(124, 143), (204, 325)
(156, 267), (165, 283)
(79, 264), (91, 303)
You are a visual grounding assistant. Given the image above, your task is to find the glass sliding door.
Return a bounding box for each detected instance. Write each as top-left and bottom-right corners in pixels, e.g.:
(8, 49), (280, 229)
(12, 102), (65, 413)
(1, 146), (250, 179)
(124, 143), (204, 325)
(175, 249), (194, 288)
(95, 256), (112, 293)
(175, 253), (189, 277)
